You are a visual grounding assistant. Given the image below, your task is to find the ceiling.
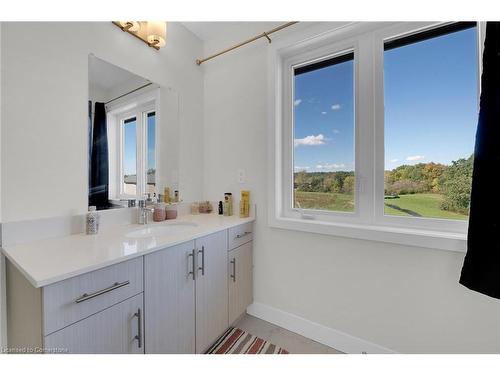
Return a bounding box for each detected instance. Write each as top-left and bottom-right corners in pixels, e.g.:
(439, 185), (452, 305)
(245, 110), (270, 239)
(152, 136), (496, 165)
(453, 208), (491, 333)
(181, 22), (285, 42)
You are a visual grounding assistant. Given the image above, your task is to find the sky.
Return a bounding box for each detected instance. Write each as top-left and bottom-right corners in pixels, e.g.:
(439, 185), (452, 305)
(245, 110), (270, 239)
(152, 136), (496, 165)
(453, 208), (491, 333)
(293, 26), (478, 173)
(123, 119), (137, 176)
(147, 113), (156, 171)
(123, 113), (156, 176)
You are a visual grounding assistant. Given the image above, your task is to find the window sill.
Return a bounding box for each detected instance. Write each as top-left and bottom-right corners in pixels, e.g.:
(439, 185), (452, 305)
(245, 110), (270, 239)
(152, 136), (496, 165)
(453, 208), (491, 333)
(269, 216), (466, 253)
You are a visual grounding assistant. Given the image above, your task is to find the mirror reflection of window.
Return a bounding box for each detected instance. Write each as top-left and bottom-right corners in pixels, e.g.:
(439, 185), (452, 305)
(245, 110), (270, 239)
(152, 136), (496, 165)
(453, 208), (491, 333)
(147, 111), (156, 194)
(123, 117), (138, 196)
(89, 55), (179, 209)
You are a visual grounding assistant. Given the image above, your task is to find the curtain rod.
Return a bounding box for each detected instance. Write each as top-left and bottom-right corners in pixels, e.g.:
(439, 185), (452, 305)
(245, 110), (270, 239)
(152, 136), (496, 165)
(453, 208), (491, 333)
(105, 82), (153, 105)
(195, 21), (299, 66)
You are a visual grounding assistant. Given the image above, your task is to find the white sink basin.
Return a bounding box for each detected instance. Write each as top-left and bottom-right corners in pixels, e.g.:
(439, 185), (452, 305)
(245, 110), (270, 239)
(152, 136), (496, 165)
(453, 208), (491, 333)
(126, 222), (198, 239)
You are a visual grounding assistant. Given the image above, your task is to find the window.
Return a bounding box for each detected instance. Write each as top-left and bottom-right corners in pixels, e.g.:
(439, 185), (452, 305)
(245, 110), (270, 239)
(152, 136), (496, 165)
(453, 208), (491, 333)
(146, 112), (156, 194)
(122, 117), (138, 195)
(271, 22), (482, 250)
(384, 23), (478, 221)
(114, 102), (156, 199)
(293, 53), (355, 213)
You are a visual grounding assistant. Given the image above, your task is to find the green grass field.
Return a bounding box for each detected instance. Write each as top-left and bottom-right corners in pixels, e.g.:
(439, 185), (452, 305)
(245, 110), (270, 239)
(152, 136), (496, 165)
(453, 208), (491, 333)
(383, 193), (467, 220)
(294, 191), (468, 220)
(294, 191), (354, 212)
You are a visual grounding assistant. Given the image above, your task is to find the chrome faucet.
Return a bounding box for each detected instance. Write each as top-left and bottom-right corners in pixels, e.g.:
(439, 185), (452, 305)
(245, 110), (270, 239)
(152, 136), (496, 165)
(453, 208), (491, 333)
(138, 199), (154, 225)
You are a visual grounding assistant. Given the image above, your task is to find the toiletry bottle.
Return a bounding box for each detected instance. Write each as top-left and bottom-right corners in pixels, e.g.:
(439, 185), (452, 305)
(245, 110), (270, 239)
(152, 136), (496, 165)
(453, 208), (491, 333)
(240, 190), (250, 218)
(223, 197), (229, 216)
(218, 201), (223, 215)
(224, 193), (234, 216)
(86, 206), (99, 235)
(163, 187), (171, 203)
(174, 190), (179, 202)
(224, 193), (233, 216)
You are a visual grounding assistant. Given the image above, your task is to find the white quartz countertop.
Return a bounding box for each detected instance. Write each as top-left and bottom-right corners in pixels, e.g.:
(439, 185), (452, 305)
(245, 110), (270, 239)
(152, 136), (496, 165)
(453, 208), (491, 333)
(1, 214), (255, 288)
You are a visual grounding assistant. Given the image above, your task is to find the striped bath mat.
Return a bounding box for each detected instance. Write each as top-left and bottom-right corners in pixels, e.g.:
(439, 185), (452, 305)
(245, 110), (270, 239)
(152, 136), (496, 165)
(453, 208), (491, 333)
(206, 327), (289, 354)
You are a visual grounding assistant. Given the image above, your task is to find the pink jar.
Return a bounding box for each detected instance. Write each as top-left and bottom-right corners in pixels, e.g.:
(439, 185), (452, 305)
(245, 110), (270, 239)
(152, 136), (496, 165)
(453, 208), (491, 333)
(153, 203), (166, 222)
(166, 206), (178, 220)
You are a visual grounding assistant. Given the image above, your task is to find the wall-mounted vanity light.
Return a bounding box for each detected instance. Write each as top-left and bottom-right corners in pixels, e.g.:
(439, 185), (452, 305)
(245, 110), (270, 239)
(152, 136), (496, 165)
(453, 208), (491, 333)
(118, 21), (140, 32)
(112, 21), (167, 50)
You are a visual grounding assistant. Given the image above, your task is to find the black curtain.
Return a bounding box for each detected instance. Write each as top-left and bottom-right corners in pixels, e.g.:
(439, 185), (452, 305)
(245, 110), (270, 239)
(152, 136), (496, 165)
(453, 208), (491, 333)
(460, 22), (500, 298)
(89, 102), (109, 208)
(88, 100), (93, 191)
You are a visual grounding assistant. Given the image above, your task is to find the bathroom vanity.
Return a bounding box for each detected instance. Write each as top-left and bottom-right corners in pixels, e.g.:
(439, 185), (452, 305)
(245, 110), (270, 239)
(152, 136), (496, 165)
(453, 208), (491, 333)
(2, 215), (254, 354)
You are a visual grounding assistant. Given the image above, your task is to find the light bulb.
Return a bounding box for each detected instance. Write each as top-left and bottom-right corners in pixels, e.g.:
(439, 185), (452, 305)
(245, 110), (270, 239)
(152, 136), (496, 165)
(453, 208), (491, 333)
(147, 21), (167, 47)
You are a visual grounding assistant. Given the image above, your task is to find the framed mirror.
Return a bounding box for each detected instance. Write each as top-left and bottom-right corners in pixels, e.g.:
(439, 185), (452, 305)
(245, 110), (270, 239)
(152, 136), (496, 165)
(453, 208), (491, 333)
(88, 55), (179, 210)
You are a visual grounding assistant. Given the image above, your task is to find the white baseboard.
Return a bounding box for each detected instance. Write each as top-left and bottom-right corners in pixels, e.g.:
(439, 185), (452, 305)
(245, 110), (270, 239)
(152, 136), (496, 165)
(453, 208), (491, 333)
(247, 302), (396, 354)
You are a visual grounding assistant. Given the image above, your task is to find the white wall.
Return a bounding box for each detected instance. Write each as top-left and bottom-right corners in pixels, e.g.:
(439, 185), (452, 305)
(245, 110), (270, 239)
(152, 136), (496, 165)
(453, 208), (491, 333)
(202, 22), (500, 353)
(1, 22), (204, 222)
(0, 22), (204, 348)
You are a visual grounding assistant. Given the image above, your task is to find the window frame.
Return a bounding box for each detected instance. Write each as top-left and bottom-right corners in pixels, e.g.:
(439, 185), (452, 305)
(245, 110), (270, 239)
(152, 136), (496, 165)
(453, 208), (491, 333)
(269, 22), (485, 252)
(145, 111), (157, 194)
(284, 43), (363, 224)
(373, 22), (482, 234)
(107, 89), (159, 200)
(119, 113), (139, 198)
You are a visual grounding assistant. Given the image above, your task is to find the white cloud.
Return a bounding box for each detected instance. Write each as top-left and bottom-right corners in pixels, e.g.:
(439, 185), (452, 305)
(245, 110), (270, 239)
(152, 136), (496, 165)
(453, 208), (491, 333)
(332, 129), (340, 134)
(294, 99), (302, 106)
(316, 163), (346, 171)
(331, 104), (341, 111)
(321, 111), (327, 115)
(294, 134), (326, 147)
(390, 158), (399, 163)
(406, 155), (425, 161)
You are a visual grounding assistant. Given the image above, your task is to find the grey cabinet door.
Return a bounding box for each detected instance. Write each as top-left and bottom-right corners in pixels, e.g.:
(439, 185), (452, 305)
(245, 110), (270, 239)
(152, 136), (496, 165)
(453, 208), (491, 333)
(144, 241), (196, 354)
(228, 241), (253, 325)
(43, 293), (144, 354)
(195, 231), (229, 353)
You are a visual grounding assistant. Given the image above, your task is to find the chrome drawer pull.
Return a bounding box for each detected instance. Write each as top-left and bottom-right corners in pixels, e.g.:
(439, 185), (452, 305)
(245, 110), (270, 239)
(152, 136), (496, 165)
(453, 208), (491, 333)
(188, 249), (196, 280)
(134, 308), (142, 349)
(198, 246), (205, 276)
(230, 258), (236, 282)
(75, 280), (130, 303)
(235, 231), (252, 239)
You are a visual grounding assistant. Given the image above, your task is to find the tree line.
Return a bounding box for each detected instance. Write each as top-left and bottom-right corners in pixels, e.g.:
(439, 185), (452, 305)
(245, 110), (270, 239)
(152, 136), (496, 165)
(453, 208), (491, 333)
(385, 155), (473, 214)
(294, 171), (355, 195)
(294, 154), (473, 214)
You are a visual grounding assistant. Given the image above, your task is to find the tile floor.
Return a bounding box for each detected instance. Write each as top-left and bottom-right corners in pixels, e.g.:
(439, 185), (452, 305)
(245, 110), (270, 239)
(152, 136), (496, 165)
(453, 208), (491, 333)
(234, 314), (343, 354)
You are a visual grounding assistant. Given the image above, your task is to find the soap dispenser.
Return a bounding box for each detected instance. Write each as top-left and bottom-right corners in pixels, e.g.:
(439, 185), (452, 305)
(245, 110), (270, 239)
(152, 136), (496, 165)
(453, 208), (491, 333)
(86, 206), (99, 235)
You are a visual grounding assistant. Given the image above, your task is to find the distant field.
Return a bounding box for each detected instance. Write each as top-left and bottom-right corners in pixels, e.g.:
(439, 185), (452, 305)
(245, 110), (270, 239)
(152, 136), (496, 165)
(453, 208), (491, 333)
(294, 191), (467, 220)
(294, 191), (354, 212)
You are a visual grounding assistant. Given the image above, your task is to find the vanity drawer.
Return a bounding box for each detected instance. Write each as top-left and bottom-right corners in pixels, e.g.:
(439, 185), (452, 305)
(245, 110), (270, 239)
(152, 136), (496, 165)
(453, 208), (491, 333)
(42, 257), (143, 336)
(228, 222), (253, 250)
